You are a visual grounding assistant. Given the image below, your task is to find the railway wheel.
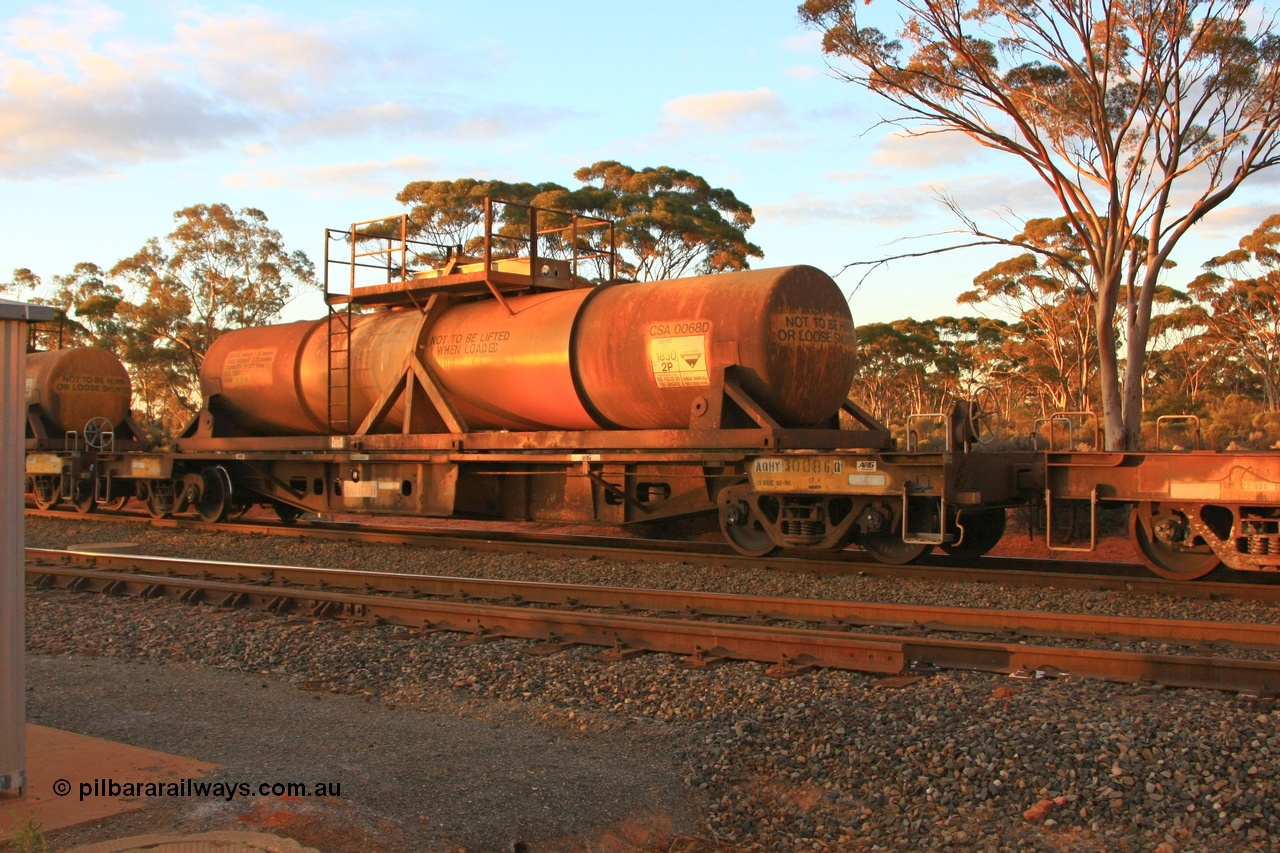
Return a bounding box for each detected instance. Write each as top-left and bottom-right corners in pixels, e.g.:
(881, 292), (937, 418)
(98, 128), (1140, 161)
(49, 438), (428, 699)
(225, 498), (251, 521)
(71, 479), (96, 514)
(1129, 502), (1222, 580)
(942, 508), (1007, 560)
(102, 480), (132, 511)
(195, 466), (234, 524)
(273, 502), (304, 525)
(33, 476), (60, 510)
(860, 532), (931, 565)
(142, 480), (174, 519)
(719, 499), (779, 557)
(859, 499), (936, 565)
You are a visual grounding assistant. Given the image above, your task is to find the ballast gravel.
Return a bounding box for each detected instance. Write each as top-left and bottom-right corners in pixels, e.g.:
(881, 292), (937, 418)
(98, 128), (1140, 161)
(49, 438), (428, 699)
(20, 515), (1280, 852)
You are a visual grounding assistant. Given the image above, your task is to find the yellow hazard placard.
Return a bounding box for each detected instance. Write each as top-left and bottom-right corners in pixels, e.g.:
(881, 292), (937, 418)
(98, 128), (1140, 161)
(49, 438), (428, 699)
(649, 334), (709, 388)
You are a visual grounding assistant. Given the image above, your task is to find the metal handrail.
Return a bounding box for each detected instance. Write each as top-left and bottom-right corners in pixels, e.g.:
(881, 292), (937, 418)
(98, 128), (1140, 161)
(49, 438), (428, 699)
(905, 412), (952, 452)
(1034, 411), (1099, 451)
(481, 197), (616, 283)
(1156, 415), (1202, 450)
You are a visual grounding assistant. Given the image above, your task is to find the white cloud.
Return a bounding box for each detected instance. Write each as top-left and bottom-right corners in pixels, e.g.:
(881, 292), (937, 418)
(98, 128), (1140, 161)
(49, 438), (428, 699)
(284, 102), (578, 144)
(1195, 203), (1278, 240)
(783, 32), (823, 53)
(450, 105), (580, 142)
(869, 129), (986, 169)
(285, 103), (451, 140)
(0, 6), (572, 180)
(758, 190), (928, 229)
(173, 14), (338, 111)
(760, 171), (1057, 234)
(925, 172), (1061, 222)
(662, 88), (787, 133)
(0, 7), (326, 178)
(746, 135), (803, 152)
(8, 2), (122, 56)
(225, 155), (436, 197)
(0, 53), (262, 179)
(243, 142), (274, 159)
(825, 170), (873, 182)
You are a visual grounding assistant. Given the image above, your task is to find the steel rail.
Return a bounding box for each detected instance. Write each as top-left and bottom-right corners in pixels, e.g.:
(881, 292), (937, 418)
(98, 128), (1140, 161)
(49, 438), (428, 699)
(29, 548), (1280, 650)
(26, 507), (1280, 603)
(25, 552), (1280, 693)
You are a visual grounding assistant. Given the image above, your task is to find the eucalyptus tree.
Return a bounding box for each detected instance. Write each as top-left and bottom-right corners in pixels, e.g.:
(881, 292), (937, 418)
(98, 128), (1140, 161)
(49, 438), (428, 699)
(1188, 214), (1280, 410)
(395, 162), (762, 282)
(111, 204), (316, 418)
(801, 0), (1280, 448)
(959, 218), (1099, 413)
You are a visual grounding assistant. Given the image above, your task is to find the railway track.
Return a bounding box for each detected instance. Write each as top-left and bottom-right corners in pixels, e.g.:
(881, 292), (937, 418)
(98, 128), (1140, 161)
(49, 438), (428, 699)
(26, 547), (1280, 695)
(27, 506), (1280, 603)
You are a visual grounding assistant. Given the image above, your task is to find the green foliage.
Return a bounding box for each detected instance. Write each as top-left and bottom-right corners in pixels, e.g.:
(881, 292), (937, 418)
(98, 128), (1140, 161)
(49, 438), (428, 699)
(1198, 395), (1280, 450)
(395, 178), (566, 258)
(851, 211), (1280, 449)
(2, 268), (42, 300)
(9, 812), (50, 853)
(110, 203), (316, 425)
(958, 217), (1100, 414)
(395, 162), (761, 282)
(567, 161), (762, 280)
(1186, 214), (1280, 411)
(850, 315), (1010, 440)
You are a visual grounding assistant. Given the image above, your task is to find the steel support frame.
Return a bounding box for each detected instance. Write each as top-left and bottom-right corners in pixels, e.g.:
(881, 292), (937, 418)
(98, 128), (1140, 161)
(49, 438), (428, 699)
(1046, 451), (1280, 571)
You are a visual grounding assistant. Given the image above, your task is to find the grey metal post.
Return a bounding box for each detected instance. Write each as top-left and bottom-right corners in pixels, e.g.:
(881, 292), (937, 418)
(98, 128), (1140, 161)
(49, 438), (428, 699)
(1, 299), (54, 796)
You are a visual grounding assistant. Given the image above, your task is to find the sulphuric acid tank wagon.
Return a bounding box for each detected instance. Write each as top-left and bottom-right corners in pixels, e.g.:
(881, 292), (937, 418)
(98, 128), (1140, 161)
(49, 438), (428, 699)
(198, 265), (858, 436)
(30, 202), (1042, 571)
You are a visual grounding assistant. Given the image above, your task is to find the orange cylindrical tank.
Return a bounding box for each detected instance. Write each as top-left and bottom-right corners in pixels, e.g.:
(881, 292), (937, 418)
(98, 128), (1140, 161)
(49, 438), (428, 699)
(422, 288), (598, 430)
(199, 265), (857, 435)
(25, 348), (132, 435)
(573, 265), (856, 428)
(201, 310), (434, 435)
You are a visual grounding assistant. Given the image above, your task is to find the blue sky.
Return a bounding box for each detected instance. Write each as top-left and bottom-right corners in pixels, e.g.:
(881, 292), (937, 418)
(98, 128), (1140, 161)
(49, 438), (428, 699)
(2, 0), (1277, 326)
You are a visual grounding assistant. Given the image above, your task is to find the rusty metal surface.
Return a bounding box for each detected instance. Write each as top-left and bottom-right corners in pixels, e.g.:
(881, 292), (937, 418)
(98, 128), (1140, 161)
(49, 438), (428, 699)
(1047, 452), (1280, 573)
(153, 432), (920, 533)
(423, 287), (597, 430)
(172, 426), (893, 455)
(31, 562), (907, 676)
(575, 266), (856, 429)
(352, 268), (582, 305)
(200, 311), (434, 436)
(748, 451), (1039, 504)
(30, 507), (1280, 603)
(33, 549), (1280, 650)
(25, 348), (132, 437)
(200, 264), (860, 437)
(26, 555), (1280, 693)
(338, 199), (615, 307)
(1047, 451), (1280, 504)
